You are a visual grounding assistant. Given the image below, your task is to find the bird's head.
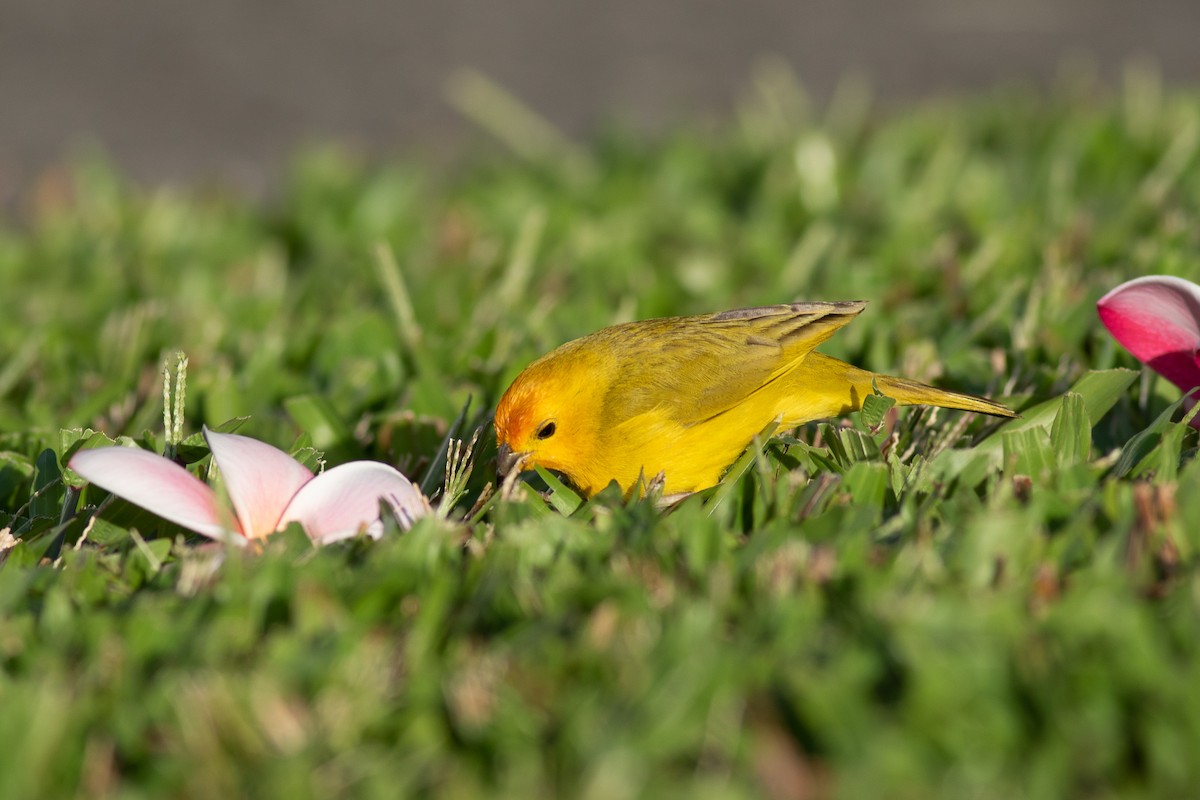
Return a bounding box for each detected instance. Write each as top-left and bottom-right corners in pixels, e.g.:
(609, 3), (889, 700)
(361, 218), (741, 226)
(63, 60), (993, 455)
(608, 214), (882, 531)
(494, 345), (605, 491)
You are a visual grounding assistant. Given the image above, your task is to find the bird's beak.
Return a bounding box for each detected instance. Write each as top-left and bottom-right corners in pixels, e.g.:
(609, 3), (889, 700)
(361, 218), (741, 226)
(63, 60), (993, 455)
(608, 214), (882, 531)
(496, 442), (528, 480)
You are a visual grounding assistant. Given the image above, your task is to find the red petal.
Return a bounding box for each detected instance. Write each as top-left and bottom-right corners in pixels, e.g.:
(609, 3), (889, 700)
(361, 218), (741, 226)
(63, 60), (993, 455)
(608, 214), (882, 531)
(1097, 275), (1200, 392)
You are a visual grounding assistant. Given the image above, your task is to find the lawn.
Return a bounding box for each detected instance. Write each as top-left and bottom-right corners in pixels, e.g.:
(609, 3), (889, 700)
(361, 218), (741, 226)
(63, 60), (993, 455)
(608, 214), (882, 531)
(3, 71), (1200, 798)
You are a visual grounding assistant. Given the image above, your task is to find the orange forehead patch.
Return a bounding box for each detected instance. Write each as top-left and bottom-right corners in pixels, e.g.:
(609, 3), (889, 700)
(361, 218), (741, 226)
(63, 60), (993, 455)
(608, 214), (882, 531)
(495, 377), (540, 444)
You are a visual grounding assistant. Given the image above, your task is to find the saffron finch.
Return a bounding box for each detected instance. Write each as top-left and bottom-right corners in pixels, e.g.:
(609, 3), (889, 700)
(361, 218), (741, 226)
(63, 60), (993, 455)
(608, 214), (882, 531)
(495, 301), (1015, 497)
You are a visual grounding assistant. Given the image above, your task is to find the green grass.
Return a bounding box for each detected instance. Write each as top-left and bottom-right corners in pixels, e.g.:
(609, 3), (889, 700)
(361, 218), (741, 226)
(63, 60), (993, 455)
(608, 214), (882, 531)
(4, 70), (1200, 798)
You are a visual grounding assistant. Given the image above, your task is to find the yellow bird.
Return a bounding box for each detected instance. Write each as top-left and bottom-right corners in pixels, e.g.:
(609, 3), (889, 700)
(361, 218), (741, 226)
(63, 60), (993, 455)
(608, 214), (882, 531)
(495, 301), (1015, 497)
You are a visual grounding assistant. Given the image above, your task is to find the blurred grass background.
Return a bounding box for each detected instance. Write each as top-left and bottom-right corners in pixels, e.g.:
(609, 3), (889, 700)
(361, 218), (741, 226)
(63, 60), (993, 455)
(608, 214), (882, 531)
(2, 68), (1200, 798)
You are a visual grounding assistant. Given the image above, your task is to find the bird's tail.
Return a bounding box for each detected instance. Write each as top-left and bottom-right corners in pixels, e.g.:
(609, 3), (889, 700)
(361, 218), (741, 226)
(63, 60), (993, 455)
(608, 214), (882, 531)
(872, 372), (1016, 418)
(784, 353), (1016, 423)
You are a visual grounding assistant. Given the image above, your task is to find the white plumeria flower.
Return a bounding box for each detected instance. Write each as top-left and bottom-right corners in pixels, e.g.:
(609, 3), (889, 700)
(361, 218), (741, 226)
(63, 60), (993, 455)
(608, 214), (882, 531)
(69, 428), (430, 546)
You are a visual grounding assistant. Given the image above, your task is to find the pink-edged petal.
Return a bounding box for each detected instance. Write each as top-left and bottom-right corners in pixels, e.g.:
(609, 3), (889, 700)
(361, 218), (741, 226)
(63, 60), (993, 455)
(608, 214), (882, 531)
(1097, 275), (1200, 392)
(276, 461), (431, 544)
(68, 446), (238, 541)
(203, 428), (315, 540)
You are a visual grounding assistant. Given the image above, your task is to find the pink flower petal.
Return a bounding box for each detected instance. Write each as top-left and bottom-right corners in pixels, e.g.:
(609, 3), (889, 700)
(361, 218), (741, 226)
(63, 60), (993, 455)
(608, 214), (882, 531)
(68, 446), (238, 541)
(1097, 275), (1200, 392)
(203, 428), (315, 540)
(276, 461), (430, 544)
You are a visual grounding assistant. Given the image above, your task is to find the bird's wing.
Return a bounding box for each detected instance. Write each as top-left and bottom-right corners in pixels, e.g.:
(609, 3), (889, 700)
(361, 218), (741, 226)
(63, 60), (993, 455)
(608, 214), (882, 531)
(601, 301), (865, 426)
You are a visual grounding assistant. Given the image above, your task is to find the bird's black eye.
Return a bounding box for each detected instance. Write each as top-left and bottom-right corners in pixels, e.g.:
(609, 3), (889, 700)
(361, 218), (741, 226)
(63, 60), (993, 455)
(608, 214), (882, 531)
(536, 421), (557, 440)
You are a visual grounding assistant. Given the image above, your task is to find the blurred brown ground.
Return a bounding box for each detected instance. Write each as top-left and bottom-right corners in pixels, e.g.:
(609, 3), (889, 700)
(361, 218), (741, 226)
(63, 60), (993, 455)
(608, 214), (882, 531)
(2, 0), (1197, 198)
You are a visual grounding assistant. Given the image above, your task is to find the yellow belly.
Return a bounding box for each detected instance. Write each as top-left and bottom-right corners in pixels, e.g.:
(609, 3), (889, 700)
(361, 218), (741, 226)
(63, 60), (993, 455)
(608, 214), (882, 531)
(593, 359), (873, 496)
